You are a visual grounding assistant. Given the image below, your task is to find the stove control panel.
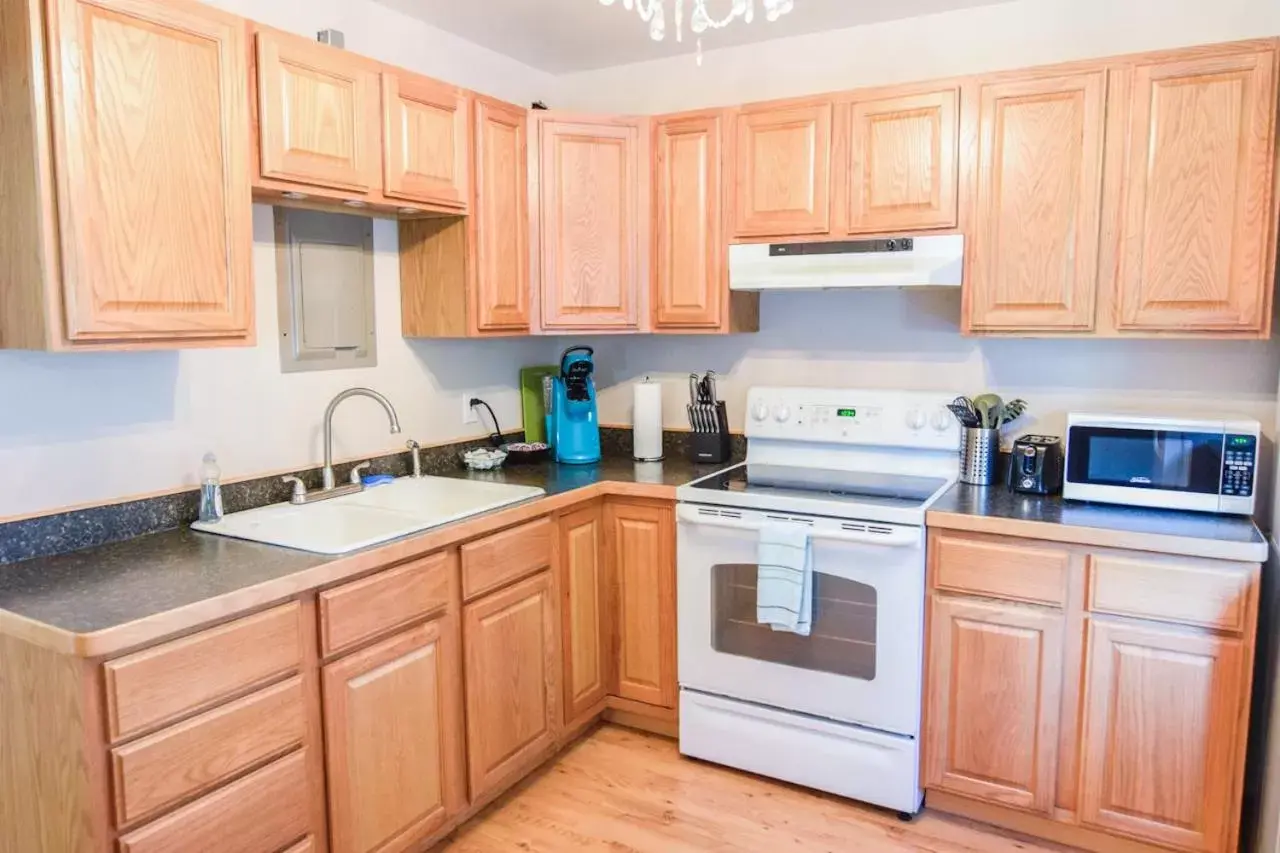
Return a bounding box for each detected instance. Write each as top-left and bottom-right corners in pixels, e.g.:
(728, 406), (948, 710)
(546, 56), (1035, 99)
(745, 387), (963, 451)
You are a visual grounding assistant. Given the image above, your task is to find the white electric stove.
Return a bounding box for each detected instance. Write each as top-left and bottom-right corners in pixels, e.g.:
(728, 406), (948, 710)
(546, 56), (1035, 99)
(675, 387), (961, 817)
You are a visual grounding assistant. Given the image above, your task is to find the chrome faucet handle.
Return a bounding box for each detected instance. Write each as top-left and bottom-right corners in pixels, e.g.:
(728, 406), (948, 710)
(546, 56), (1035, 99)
(349, 462), (372, 486)
(281, 476), (308, 505)
(406, 439), (423, 478)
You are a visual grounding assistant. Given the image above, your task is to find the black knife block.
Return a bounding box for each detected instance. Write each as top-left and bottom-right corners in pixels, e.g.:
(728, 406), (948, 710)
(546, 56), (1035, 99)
(688, 402), (732, 465)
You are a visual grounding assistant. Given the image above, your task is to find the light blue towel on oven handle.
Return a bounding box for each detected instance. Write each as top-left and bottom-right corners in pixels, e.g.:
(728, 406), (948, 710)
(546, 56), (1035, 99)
(756, 522), (813, 636)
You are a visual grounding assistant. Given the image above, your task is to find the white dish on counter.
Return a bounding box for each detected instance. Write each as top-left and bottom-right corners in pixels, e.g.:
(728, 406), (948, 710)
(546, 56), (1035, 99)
(192, 475), (545, 555)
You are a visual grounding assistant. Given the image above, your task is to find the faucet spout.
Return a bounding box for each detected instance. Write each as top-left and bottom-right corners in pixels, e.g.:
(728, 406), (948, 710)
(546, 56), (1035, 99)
(323, 388), (402, 489)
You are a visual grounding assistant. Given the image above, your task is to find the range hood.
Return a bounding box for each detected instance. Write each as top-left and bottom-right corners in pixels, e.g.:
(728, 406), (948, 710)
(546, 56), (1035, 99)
(729, 235), (964, 291)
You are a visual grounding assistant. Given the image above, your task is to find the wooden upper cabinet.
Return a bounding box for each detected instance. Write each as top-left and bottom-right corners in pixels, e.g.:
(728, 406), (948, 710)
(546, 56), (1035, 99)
(732, 101), (833, 237)
(1113, 49), (1278, 334)
(1079, 618), (1248, 853)
(924, 595), (1064, 814)
(965, 71), (1107, 332)
(46, 0), (253, 343)
(605, 500), (676, 709)
(559, 503), (610, 727)
(846, 88), (959, 233)
(653, 112), (724, 329)
(463, 571), (559, 800)
(381, 73), (470, 210)
(323, 618), (465, 853)
(474, 98), (531, 331)
(255, 30), (380, 193)
(535, 114), (646, 330)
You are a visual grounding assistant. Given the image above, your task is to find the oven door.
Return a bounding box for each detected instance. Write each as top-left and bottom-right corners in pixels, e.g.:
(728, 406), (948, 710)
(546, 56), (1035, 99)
(1064, 419), (1226, 512)
(676, 502), (925, 738)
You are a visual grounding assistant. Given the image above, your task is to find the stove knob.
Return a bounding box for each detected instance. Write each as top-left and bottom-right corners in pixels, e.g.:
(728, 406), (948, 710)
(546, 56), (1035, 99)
(931, 408), (954, 432)
(773, 405), (791, 423)
(906, 408), (927, 431)
(751, 402), (770, 422)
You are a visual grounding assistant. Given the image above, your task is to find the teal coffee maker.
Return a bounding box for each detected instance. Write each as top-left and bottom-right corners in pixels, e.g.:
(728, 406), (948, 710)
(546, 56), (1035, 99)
(550, 346), (601, 464)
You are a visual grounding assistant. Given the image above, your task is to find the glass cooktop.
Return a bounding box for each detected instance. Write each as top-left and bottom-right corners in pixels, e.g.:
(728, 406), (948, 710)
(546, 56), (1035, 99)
(688, 463), (950, 510)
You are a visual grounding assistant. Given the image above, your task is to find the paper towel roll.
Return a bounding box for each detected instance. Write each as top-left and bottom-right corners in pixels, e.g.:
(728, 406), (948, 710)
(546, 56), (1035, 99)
(633, 380), (664, 461)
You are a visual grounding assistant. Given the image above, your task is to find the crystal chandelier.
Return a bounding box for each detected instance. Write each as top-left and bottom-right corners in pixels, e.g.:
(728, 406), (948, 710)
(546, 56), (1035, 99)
(599, 0), (795, 63)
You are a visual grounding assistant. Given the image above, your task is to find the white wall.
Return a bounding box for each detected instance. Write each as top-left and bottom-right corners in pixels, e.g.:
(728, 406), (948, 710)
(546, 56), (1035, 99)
(0, 0), (559, 520)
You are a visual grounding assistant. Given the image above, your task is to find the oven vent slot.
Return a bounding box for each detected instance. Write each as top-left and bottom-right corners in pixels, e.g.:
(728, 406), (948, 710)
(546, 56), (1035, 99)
(697, 507), (743, 520)
(764, 513), (814, 526)
(840, 521), (895, 537)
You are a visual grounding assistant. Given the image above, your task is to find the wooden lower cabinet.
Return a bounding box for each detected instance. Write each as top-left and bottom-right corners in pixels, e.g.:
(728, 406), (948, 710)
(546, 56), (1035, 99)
(463, 570), (560, 801)
(924, 594), (1063, 813)
(559, 503), (611, 728)
(1078, 619), (1248, 853)
(322, 616), (465, 853)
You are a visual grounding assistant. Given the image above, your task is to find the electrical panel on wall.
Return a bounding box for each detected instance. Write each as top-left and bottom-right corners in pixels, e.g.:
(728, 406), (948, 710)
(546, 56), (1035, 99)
(275, 208), (377, 373)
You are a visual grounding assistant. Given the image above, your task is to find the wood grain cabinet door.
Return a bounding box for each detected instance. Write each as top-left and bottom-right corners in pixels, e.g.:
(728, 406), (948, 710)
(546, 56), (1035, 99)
(605, 500), (676, 709)
(1114, 49), (1277, 333)
(846, 88), (959, 233)
(1079, 618), (1248, 853)
(473, 98), (531, 331)
(382, 73), (470, 210)
(732, 101), (833, 237)
(46, 0), (253, 342)
(256, 30), (379, 193)
(322, 618), (465, 853)
(965, 71), (1107, 332)
(463, 571), (559, 801)
(536, 117), (644, 330)
(559, 503), (610, 727)
(924, 594), (1064, 813)
(653, 112), (724, 329)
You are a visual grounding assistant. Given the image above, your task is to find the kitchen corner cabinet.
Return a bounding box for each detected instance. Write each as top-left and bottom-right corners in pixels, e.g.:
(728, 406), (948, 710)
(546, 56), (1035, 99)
(731, 100), (834, 237)
(0, 0), (254, 350)
(924, 530), (1259, 853)
(531, 112), (649, 331)
(605, 499), (677, 709)
(559, 502), (611, 728)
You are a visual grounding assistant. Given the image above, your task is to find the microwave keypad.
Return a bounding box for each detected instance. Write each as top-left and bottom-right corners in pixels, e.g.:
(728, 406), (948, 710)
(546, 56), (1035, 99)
(1222, 434), (1257, 497)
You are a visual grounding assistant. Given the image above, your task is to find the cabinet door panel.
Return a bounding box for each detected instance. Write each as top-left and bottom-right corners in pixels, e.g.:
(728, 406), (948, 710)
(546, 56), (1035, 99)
(653, 113), (723, 329)
(560, 504), (610, 726)
(256, 30), (379, 192)
(966, 72), (1106, 331)
(1079, 619), (1247, 853)
(538, 118), (642, 330)
(733, 102), (832, 237)
(323, 618), (465, 853)
(606, 501), (676, 708)
(1115, 50), (1277, 332)
(382, 73), (469, 209)
(463, 571), (559, 800)
(924, 595), (1063, 813)
(49, 0), (252, 341)
(474, 99), (530, 331)
(847, 88), (959, 233)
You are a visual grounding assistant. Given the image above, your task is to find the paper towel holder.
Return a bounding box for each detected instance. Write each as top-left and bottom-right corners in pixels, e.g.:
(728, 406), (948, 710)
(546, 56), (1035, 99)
(632, 376), (665, 463)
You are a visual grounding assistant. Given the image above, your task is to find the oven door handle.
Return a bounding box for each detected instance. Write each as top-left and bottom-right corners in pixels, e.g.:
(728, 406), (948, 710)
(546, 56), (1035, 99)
(679, 510), (921, 548)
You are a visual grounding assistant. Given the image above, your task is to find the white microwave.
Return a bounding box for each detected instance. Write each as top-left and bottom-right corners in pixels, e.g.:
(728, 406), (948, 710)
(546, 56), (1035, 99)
(1063, 413), (1260, 516)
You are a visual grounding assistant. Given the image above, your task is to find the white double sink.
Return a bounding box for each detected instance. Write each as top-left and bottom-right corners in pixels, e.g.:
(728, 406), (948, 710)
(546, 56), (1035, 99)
(192, 475), (545, 555)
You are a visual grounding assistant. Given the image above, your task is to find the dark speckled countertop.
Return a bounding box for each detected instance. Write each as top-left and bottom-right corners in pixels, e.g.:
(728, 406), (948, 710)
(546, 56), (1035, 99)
(928, 483), (1269, 563)
(0, 454), (723, 643)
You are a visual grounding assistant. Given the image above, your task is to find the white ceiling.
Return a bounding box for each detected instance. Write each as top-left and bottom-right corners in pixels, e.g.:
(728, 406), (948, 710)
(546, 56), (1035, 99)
(373, 0), (1011, 73)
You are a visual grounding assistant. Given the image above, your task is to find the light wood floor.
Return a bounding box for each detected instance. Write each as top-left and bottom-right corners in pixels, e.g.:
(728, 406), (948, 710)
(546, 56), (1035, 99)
(440, 725), (1068, 852)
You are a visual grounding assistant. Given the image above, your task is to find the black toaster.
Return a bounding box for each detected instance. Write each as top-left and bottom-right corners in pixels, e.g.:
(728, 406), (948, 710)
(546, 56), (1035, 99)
(1008, 435), (1064, 495)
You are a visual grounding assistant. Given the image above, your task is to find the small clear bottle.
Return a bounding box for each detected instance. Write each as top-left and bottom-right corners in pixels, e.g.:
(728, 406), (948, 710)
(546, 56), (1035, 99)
(198, 452), (224, 523)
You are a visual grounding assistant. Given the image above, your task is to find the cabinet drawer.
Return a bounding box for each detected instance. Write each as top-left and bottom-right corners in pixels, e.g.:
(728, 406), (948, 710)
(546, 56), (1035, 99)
(117, 749), (311, 853)
(931, 534), (1069, 606)
(1088, 553), (1257, 632)
(320, 551), (453, 656)
(111, 676), (307, 827)
(461, 518), (553, 601)
(106, 603), (302, 741)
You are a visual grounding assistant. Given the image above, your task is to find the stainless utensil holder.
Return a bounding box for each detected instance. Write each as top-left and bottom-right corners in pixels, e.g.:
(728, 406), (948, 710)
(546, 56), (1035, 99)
(960, 428), (1000, 485)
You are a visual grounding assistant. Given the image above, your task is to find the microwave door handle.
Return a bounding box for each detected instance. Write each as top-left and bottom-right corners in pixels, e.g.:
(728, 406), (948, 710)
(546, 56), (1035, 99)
(681, 512), (920, 548)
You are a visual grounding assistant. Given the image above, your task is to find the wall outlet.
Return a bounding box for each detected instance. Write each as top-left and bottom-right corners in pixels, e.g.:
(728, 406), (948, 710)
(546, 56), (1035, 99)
(462, 395), (479, 425)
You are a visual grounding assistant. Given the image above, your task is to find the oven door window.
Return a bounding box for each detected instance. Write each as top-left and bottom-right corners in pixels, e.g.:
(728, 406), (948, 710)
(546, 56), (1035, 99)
(1067, 427), (1223, 493)
(711, 563), (877, 680)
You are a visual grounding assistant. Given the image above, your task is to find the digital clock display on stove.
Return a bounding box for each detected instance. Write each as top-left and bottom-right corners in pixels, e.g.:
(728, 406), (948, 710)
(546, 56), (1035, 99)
(837, 408), (857, 418)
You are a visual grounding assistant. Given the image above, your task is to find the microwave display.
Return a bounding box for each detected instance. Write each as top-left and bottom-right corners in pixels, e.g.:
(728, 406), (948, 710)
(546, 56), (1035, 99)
(1067, 427), (1224, 494)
